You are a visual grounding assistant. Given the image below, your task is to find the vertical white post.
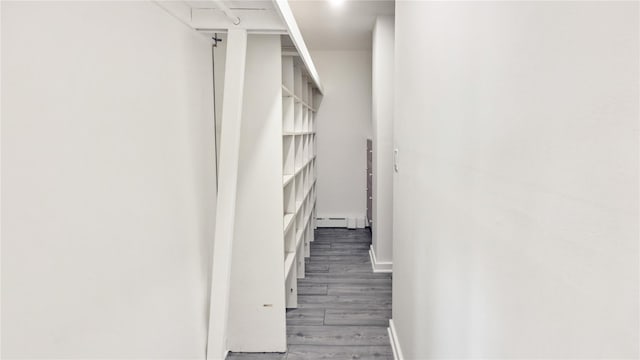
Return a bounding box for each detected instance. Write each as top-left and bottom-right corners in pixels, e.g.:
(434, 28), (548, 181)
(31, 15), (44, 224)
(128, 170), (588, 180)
(206, 28), (248, 360)
(370, 16), (394, 273)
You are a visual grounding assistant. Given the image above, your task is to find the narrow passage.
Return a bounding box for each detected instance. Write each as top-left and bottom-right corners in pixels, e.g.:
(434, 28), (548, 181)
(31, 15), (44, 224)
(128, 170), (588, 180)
(228, 228), (393, 359)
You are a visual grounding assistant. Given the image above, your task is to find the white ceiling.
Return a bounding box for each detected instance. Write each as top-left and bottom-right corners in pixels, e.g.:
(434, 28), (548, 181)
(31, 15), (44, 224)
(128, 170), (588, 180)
(185, 0), (274, 10)
(182, 0), (394, 50)
(289, 0), (394, 51)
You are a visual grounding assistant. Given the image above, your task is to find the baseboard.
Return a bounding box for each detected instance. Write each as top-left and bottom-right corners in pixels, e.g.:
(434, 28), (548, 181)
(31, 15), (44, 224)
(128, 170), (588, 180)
(317, 217), (366, 229)
(369, 245), (392, 273)
(388, 319), (404, 360)
(317, 217), (347, 228)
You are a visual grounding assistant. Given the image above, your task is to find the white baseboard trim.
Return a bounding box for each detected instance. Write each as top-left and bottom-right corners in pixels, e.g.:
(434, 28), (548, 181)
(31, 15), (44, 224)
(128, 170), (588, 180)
(388, 319), (404, 360)
(317, 217), (347, 228)
(317, 217), (366, 229)
(369, 245), (392, 273)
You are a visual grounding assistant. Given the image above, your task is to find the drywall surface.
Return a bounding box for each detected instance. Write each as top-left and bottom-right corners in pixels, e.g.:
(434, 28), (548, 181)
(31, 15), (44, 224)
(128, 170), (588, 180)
(393, 1), (639, 358)
(311, 50), (372, 223)
(371, 16), (394, 265)
(1, 2), (216, 358)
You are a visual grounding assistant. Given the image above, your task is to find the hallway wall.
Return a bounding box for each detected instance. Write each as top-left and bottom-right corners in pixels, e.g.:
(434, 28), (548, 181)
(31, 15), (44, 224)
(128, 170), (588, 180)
(1, 2), (216, 358)
(392, 1), (639, 358)
(311, 50), (372, 225)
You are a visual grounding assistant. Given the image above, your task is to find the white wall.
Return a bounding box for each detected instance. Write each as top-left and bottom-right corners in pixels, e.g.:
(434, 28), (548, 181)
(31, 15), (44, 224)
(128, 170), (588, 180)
(1, 2), (216, 358)
(312, 50), (372, 223)
(371, 16), (394, 267)
(393, 1), (638, 359)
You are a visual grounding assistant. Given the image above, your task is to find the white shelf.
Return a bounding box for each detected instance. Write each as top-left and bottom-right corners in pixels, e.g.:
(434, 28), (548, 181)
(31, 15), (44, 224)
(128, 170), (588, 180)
(305, 179), (317, 199)
(284, 251), (296, 278)
(295, 229), (304, 247)
(283, 131), (315, 136)
(302, 102), (317, 112)
(297, 207), (314, 236)
(283, 174), (294, 187)
(282, 55), (320, 311)
(283, 84), (316, 111)
(284, 213), (295, 233)
(282, 85), (294, 98)
(294, 156), (316, 176)
(292, 179), (317, 217)
(304, 206), (314, 228)
(294, 98), (316, 112)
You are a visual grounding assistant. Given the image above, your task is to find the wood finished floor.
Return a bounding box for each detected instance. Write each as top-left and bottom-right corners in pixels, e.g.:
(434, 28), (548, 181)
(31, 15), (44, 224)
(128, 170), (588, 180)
(227, 228), (393, 360)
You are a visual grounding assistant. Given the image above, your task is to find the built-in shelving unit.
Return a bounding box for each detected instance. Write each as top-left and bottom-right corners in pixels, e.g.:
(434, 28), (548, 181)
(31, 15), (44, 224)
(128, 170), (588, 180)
(155, 0), (325, 354)
(282, 55), (319, 308)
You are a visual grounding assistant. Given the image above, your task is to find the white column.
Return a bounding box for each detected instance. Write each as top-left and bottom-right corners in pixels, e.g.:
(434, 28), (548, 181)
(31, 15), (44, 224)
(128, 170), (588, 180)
(370, 16), (395, 272)
(206, 28), (248, 360)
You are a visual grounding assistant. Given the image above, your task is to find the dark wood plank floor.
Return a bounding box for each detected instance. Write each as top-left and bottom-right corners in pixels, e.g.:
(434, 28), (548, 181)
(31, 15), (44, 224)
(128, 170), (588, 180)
(227, 228), (393, 360)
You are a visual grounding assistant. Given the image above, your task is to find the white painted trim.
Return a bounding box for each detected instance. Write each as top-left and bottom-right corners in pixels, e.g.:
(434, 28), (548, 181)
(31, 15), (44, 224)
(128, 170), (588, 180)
(272, 0), (324, 94)
(316, 217), (347, 228)
(153, 1), (288, 34)
(317, 217), (367, 229)
(388, 319), (405, 360)
(206, 29), (248, 360)
(191, 8), (287, 32)
(369, 245), (392, 273)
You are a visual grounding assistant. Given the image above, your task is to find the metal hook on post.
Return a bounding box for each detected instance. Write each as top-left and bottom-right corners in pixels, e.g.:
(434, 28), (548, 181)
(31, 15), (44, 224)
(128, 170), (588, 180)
(212, 33), (223, 47)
